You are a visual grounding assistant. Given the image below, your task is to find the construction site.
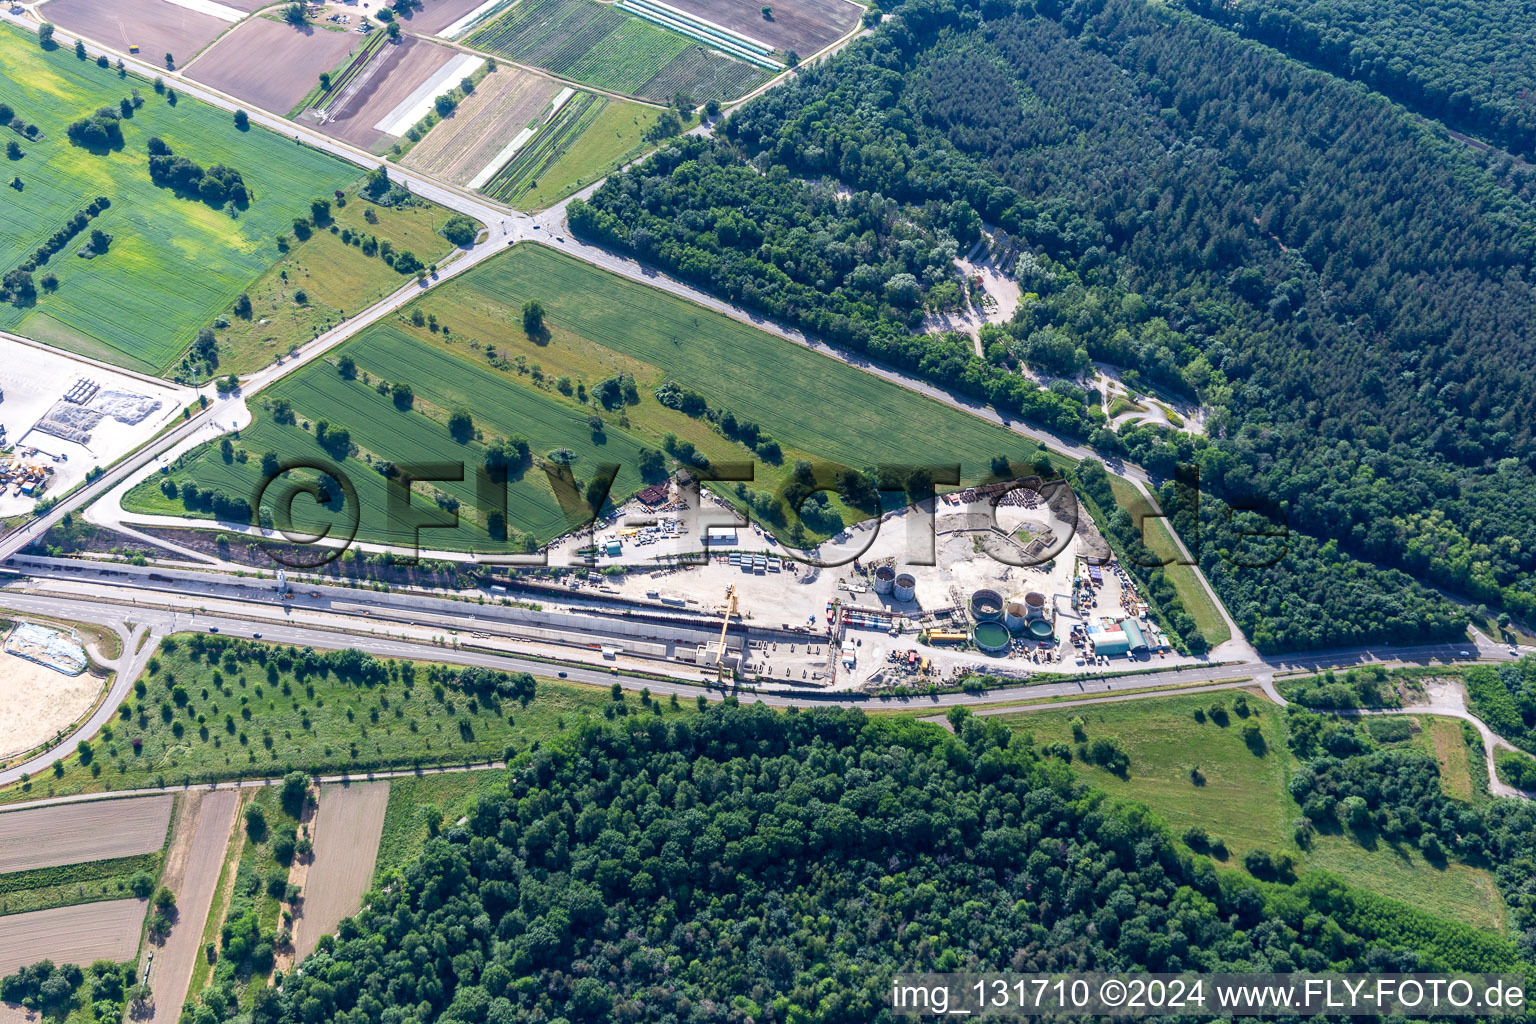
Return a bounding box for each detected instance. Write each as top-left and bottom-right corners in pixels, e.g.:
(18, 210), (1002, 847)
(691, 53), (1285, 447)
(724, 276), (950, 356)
(495, 474), (1198, 692)
(0, 340), (187, 517)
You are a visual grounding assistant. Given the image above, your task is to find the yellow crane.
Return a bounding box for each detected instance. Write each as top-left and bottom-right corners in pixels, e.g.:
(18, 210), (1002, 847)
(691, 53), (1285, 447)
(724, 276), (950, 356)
(714, 584), (738, 684)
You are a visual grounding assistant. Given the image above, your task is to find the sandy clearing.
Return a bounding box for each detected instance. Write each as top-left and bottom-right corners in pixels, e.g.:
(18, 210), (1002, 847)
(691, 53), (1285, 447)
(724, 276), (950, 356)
(0, 339), (189, 519)
(0, 900), (146, 975)
(0, 795), (173, 874)
(0, 655), (105, 763)
(38, 0), (233, 65)
(292, 782), (388, 961)
(186, 18), (364, 113)
(143, 789), (237, 1024)
(403, 68), (560, 187)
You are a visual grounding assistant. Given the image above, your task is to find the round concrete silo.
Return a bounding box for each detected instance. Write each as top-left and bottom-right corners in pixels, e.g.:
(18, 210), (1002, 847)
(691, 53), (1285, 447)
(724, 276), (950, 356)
(970, 588), (1005, 623)
(1004, 598), (1030, 632)
(893, 573), (917, 603)
(873, 565), (895, 595)
(1024, 591), (1047, 621)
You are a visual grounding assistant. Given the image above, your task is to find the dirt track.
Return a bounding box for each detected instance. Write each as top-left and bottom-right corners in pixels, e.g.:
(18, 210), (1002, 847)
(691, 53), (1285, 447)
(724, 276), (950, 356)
(0, 795), (172, 873)
(143, 790), (238, 1024)
(0, 900), (146, 974)
(292, 781), (388, 961)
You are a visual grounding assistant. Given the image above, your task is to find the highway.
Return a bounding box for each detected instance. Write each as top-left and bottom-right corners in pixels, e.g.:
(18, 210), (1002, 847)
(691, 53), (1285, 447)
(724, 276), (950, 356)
(0, 554), (1521, 788)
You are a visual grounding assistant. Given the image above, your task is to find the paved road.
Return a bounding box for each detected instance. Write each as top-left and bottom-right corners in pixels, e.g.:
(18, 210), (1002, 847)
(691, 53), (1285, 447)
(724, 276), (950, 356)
(0, 561), (1522, 785)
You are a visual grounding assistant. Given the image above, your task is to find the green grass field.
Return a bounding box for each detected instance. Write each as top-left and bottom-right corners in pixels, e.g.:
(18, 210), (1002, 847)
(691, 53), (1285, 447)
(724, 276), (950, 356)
(213, 195), (464, 373)
(1003, 694), (1509, 933)
(507, 100), (662, 211)
(0, 852), (160, 917)
(1, 635), (677, 804)
(373, 770), (509, 882)
(0, 26), (360, 372)
(127, 243), (1096, 551)
(465, 0), (768, 101)
(428, 245), (1079, 477)
(1103, 474), (1231, 649)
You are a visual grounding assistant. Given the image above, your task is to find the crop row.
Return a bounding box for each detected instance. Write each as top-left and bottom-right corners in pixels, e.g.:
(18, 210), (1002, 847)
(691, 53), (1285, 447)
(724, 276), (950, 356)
(465, 0), (763, 100)
(483, 92), (605, 203)
(636, 44), (771, 102)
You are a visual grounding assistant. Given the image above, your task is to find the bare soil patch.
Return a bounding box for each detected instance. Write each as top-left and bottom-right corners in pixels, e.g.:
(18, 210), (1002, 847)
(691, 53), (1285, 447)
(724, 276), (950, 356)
(0, 900), (146, 974)
(0, 655), (106, 762)
(292, 781), (388, 961)
(402, 0), (497, 35)
(186, 18), (363, 113)
(317, 35), (460, 151)
(0, 795), (173, 874)
(143, 789), (237, 1024)
(403, 67), (559, 186)
(678, 0), (860, 55)
(39, 0), (231, 66)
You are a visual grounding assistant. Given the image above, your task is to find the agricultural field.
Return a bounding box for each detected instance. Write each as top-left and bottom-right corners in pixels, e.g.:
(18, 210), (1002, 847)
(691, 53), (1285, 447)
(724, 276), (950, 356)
(0, 852), (160, 917)
(480, 90), (605, 202)
(411, 245), (1078, 482)
(1100, 473), (1231, 649)
(143, 789), (238, 1024)
(210, 187), (468, 373)
(291, 782), (387, 960)
(1004, 694), (1510, 934)
(0, 795), (173, 872)
(315, 36), (476, 152)
(125, 325), (661, 550)
(502, 98), (662, 209)
(125, 242), (1105, 551)
(0, 24), (360, 374)
(404, 0), (508, 36)
(400, 65), (562, 186)
(183, 16), (364, 116)
(671, 0), (862, 55)
(465, 0), (771, 101)
(189, 786), (300, 1006)
(39, 0), (235, 71)
(373, 770), (506, 881)
(0, 635), (666, 802)
(0, 900), (146, 975)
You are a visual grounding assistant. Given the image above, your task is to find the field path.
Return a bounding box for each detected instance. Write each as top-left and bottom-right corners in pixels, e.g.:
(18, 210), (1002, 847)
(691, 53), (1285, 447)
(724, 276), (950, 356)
(0, 900), (146, 975)
(292, 782), (389, 961)
(0, 794), (172, 873)
(143, 789), (238, 1024)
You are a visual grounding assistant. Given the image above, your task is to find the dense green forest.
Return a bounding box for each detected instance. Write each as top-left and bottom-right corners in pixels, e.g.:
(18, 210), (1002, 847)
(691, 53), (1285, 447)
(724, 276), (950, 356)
(1176, 0), (1536, 161)
(1465, 658), (1536, 755)
(572, 0), (1536, 651)
(208, 704), (1533, 1024)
